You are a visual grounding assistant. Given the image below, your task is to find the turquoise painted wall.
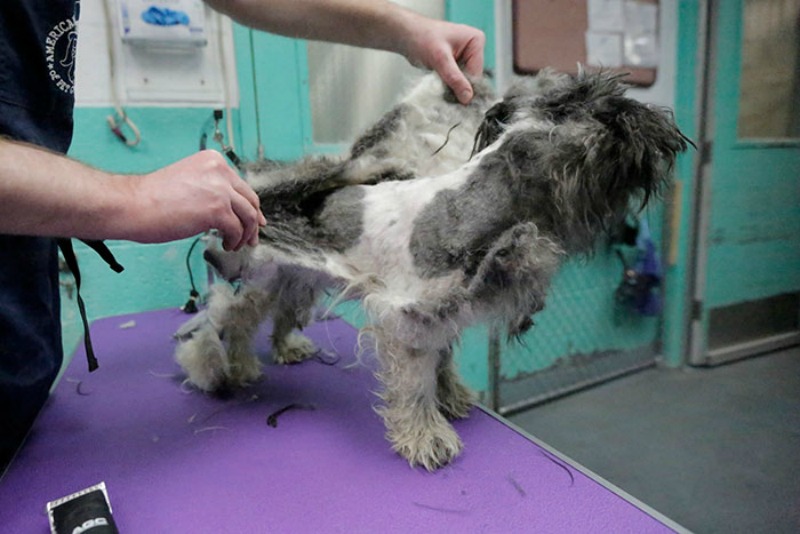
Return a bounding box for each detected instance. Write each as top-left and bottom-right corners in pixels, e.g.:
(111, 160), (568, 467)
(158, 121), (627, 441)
(447, 0), (497, 72)
(235, 30), (311, 161)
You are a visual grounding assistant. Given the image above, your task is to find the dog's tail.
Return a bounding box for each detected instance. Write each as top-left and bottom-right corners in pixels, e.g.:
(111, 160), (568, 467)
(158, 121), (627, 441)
(255, 223), (362, 286)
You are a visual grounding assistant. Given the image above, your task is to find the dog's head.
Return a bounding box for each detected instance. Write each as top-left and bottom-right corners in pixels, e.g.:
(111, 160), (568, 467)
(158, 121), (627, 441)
(475, 69), (692, 253)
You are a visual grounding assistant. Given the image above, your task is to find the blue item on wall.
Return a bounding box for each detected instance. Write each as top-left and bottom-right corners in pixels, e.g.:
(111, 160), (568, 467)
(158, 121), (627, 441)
(633, 218), (663, 316)
(141, 6), (189, 26)
(613, 217), (663, 318)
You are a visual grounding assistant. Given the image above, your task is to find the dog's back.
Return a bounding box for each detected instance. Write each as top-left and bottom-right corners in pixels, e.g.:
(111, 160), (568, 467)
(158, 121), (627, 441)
(208, 73), (496, 280)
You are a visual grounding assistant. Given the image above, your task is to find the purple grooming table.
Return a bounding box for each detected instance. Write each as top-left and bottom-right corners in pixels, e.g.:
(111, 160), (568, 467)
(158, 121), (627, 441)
(1, 309), (684, 533)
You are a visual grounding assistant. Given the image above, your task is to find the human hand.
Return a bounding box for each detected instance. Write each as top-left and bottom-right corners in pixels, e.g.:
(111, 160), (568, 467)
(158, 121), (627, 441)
(401, 17), (485, 104)
(125, 151), (265, 251)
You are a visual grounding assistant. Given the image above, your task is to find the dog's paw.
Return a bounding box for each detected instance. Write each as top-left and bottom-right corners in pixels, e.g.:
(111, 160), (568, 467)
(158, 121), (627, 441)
(226, 350), (263, 387)
(385, 409), (463, 471)
(273, 332), (318, 364)
(175, 328), (229, 392)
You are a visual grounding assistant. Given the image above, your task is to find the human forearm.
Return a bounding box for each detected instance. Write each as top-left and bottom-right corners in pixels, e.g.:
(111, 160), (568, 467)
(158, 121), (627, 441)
(0, 138), (132, 240)
(204, 0), (485, 103)
(205, 0), (415, 53)
(0, 139), (265, 250)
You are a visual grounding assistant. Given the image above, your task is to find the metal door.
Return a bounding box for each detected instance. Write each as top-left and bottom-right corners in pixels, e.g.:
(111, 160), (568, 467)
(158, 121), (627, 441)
(690, 0), (800, 365)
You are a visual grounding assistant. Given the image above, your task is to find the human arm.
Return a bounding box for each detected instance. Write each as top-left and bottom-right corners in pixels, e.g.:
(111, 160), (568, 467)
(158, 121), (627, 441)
(0, 138), (265, 251)
(203, 0), (485, 103)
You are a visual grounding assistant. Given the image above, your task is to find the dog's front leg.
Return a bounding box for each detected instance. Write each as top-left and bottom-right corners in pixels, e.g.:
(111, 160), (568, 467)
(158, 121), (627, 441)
(436, 347), (475, 420)
(374, 328), (463, 470)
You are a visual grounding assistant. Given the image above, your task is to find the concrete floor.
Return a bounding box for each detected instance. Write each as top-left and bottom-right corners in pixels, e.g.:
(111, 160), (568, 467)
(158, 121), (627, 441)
(509, 346), (800, 534)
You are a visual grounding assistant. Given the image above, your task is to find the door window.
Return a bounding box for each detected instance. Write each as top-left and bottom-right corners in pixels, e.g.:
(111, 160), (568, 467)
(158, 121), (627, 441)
(306, 1), (446, 145)
(738, 0), (800, 139)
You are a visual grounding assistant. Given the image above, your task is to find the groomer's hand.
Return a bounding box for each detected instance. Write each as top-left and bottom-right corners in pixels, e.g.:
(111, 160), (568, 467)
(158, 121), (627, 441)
(130, 151), (265, 251)
(402, 17), (485, 105)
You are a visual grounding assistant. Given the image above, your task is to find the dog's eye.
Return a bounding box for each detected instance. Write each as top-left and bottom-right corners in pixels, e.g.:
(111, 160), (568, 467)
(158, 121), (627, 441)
(496, 248), (510, 258)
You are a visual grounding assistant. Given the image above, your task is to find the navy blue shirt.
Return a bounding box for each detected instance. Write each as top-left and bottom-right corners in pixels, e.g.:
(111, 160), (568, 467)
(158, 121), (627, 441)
(0, 0), (79, 468)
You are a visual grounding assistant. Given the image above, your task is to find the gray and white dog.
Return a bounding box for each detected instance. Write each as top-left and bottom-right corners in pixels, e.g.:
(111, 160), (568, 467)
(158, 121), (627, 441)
(175, 69), (690, 470)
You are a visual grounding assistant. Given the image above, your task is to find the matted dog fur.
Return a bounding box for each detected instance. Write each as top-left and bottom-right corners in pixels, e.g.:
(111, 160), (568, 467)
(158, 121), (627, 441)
(175, 68), (690, 470)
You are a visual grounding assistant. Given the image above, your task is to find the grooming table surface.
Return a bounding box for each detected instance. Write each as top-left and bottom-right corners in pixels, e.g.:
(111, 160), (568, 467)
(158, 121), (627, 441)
(1, 309), (682, 533)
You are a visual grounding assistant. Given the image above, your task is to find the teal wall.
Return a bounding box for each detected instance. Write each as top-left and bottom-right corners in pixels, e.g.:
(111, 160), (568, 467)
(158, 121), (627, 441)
(235, 31), (312, 161)
(447, 0), (497, 72)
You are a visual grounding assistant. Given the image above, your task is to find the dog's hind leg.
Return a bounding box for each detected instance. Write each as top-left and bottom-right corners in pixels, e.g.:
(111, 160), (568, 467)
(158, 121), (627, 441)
(222, 287), (274, 386)
(176, 284), (272, 392)
(373, 327), (462, 470)
(270, 271), (321, 365)
(436, 347), (475, 420)
(271, 305), (318, 365)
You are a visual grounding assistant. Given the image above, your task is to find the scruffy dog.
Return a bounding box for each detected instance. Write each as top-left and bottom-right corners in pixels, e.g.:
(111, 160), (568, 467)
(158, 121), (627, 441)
(175, 69), (690, 470)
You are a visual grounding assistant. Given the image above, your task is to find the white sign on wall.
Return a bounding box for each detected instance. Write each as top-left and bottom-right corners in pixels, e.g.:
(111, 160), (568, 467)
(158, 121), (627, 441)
(586, 0), (660, 69)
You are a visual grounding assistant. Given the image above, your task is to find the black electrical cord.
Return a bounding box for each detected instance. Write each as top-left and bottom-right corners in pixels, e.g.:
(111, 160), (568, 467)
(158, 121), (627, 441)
(182, 236), (203, 314)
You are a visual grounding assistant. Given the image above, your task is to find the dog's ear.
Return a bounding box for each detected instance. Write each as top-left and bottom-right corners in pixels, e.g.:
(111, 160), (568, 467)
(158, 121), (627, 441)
(588, 96), (692, 208)
(542, 89), (693, 252)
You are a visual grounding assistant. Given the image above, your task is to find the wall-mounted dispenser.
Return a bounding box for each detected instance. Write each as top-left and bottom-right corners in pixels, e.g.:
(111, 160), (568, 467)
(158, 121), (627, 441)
(118, 0), (208, 48)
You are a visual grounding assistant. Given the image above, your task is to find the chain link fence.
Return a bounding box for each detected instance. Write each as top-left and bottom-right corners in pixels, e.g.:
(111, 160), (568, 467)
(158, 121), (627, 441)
(485, 240), (663, 415)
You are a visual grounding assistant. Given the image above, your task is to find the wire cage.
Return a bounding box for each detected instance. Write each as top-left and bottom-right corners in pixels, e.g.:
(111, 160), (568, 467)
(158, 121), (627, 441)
(485, 231), (665, 416)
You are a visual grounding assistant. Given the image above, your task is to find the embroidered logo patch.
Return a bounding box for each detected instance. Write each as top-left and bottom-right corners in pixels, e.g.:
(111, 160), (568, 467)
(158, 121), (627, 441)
(45, 1), (80, 95)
